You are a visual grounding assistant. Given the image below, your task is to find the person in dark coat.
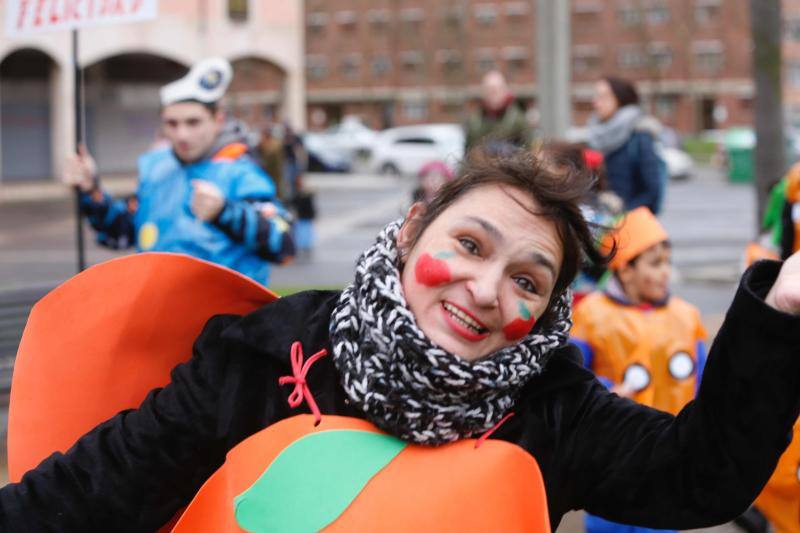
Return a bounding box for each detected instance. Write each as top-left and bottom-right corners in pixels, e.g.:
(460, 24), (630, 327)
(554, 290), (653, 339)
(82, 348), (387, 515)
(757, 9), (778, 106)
(587, 76), (665, 214)
(3, 147), (800, 532)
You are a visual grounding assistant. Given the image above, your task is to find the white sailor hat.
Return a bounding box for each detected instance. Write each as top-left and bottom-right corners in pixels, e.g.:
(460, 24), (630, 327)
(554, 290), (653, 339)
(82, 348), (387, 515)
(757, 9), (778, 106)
(160, 57), (233, 107)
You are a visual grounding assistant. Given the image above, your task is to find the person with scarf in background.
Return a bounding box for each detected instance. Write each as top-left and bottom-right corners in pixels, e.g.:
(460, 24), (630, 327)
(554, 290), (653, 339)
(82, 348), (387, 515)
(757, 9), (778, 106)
(587, 76), (667, 215)
(5, 146), (800, 532)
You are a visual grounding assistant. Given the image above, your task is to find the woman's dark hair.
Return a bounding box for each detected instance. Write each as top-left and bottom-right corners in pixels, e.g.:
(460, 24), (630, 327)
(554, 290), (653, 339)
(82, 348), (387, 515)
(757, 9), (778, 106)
(404, 144), (612, 325)
(602, 76), (639, 108)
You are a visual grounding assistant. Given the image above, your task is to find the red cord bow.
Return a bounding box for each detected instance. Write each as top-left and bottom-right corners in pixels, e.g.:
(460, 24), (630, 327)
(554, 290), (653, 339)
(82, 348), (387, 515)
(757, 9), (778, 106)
(279, 341), (328, 426)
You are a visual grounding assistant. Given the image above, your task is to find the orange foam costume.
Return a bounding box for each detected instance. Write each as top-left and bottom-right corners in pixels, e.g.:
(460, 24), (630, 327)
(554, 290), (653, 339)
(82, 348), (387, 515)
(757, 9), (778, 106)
(571, 208), (707, 415)
(8, 253), (550, 532)
(754, 419), (800, 533)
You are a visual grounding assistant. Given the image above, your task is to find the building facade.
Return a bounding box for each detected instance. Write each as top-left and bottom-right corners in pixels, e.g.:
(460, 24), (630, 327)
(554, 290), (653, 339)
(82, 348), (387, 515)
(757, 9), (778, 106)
(0, 0), (305, 181)
(304, 0), (800, 135)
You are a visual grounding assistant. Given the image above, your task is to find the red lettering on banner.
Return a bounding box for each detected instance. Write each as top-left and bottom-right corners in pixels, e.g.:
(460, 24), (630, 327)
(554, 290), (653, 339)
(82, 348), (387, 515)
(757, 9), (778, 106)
(100, 0), (125, 15)
(33, 0), (48, 27)
(16, 0), (32, 29)
(48, 0), (60, 23)
(130, 0), (144, 14)
(64, 0), (82, 21)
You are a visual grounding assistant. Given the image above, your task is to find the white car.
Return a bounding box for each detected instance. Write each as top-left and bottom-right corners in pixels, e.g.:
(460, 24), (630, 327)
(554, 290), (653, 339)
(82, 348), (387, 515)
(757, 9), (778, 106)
(370, 124), (465, 176)
(303, 116), (379, 170)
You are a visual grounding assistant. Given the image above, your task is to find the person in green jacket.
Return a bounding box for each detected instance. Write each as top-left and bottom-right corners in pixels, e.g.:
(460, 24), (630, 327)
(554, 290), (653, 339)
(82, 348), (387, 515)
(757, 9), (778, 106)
(463, 70), (532, 153)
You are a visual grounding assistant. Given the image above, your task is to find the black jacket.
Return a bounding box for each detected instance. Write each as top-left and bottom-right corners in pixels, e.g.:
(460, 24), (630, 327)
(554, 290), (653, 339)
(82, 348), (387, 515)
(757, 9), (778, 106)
(2, 261), (800, 532)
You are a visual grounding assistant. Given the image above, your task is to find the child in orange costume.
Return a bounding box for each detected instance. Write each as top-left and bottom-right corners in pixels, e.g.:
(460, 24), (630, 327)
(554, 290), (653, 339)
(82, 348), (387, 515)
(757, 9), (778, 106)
(753, 419), (800, 532)
(572, 207), (708, 533)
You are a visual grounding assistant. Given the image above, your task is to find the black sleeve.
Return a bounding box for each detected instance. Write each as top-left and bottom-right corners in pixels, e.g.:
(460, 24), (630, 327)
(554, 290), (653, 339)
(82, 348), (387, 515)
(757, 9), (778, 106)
(562, 260), (800, 530)
(0, 314), (243, 532)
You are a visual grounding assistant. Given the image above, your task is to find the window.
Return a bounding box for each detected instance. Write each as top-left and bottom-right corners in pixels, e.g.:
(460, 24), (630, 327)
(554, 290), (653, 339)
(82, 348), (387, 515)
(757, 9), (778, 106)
(228, 0), (248, 22)
(654, 94), (678, 117)
(617, 4), (642, 27)
(788, 61), (800, 88)
(573, 45), (601, 73)
(648, 43), (673, 69)
(475, 48), (496, 73)
(693, 41), (724, 73)
(695, 0), (721, 25)
(335, 10), (357, 28)
(368, 9), (391, 28)
(402, 99), (428, 121)
(618, 45), (646, 69)
(371, 55), (392, 78)
(306, 55), (328, 80)
(395, 137), (435, 145)
(401, 51), (424, 72)
(339, 54), (362, 80)
(437, 49), (463, 75)
(786, 17), (800, 41)
(505, 2), (530, 18)
(474, 4), (498, 26)
(644, 0), (670, 25)
(400, 8), (424, 34)
(502, 46), (529, 71)
(443, 5), (465, 28)
(307, 12), (329, 33)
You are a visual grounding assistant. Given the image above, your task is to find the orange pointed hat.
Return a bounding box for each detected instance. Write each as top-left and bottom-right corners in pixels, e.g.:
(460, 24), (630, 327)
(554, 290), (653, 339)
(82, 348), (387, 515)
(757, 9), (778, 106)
(602, 207), (669, 271)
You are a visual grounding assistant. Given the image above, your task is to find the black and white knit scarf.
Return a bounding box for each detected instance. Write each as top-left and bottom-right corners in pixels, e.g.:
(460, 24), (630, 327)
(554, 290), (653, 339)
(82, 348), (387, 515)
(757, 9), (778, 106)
(329, 219), (573, 445)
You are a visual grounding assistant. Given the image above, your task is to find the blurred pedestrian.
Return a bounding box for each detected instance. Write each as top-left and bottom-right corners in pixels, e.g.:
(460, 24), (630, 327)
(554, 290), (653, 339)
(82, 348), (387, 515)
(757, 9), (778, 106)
(587, 76), (667, 214)
(411, 160), (455, 204)
(464, 70), (531, 153)
(283, 123), (305, 198)
(257, 124), (287, 201)
(62, 58), (294, 285)
(290, 173), (317, 259)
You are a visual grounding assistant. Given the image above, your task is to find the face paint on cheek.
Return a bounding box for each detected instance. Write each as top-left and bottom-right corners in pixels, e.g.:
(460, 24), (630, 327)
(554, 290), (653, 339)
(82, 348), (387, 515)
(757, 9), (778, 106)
(414, 252), (452, 287)
(502, 301), (536, 341)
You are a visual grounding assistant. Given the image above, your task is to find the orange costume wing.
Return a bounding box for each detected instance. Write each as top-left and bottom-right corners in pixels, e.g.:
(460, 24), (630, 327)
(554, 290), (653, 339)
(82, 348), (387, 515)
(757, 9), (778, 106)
(173, 415), (551, 533)
(7, 252), (277, 482)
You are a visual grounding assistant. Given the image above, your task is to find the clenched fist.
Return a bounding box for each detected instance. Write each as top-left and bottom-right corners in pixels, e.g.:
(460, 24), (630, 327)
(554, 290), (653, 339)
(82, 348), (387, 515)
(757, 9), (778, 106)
(190, 180), (226, 222)
(63, 144), (97, 192)
(766, 251), (800, 314)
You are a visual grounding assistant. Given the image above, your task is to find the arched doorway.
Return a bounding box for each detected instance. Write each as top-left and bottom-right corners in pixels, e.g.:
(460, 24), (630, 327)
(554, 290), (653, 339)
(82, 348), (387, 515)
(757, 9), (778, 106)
(84, 53), (187, 174)
(228, 56), (286, 130)
(0, 48), (57, 180)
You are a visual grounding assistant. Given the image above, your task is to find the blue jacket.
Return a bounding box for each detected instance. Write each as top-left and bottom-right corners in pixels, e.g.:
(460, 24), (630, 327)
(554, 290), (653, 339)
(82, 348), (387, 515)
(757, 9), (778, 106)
(604, 131), (664, 214)
(80, 146), (294, 285)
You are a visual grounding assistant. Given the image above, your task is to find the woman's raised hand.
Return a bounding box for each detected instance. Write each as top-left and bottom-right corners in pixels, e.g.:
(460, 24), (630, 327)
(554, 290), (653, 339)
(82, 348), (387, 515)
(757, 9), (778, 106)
(766, 251), (800, 314)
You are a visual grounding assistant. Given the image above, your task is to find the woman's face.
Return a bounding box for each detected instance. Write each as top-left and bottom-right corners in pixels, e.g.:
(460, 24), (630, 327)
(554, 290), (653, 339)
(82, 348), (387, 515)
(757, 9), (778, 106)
(398, 184), (563, 361)
(592, 80), (619, 121)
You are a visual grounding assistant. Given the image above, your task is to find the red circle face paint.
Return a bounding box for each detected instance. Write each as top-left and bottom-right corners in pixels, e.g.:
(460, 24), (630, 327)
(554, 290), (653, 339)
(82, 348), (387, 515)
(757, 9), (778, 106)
(502, 316), (536, 341)
(415, 253), (452, 287)
(502, 301), (536, 341)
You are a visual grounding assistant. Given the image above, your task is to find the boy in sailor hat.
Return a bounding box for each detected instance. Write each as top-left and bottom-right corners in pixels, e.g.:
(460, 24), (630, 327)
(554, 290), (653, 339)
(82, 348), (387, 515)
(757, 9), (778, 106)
(63, 58), (294, 285)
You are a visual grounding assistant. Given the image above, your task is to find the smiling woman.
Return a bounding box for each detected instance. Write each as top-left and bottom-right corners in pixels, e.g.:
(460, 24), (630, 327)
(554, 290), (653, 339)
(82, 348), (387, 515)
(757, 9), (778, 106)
(4, 146), (800, 532)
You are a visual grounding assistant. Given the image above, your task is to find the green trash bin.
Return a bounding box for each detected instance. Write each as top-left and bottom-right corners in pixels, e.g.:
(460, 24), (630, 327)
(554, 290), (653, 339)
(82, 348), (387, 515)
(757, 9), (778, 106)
(724, 128), (755, 183)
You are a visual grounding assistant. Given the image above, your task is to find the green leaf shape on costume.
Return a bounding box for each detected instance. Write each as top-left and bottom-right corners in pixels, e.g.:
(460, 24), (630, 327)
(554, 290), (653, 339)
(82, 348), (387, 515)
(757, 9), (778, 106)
(518, 300), (531, 321)
(234, 429), (407, 533)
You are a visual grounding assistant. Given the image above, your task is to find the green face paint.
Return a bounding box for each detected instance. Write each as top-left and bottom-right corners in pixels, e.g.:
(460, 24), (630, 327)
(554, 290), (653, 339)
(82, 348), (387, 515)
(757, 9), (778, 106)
(434, 251), (455, 260)
(517, 300), (531, 321)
